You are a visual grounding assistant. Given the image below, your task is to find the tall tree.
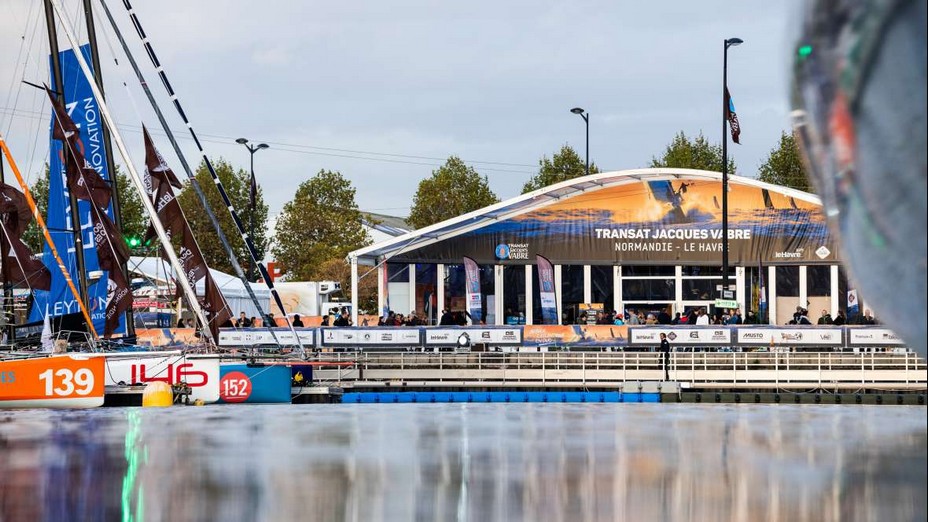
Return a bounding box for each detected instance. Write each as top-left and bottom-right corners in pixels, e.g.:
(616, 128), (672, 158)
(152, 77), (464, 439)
(23, 164), (146, 252)
(758, 131), (812, 192)
(407, 156), (498, 229)
(522, 145), (599, 193)
(176, 158), (269, 274)
(272, 170), (370, 282)
(649, 131), (737, 174)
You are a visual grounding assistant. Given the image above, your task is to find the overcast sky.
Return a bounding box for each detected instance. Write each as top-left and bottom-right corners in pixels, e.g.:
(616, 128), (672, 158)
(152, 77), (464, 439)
(0, 0), (799, 221)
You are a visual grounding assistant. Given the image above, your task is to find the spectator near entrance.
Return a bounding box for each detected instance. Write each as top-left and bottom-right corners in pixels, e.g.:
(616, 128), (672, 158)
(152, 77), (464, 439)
(817, 310), (833, 325)
(695, 308), (710, 325)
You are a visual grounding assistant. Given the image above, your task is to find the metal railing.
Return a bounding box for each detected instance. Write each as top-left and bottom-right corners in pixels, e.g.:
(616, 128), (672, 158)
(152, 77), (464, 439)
(308, 351), (928, 391)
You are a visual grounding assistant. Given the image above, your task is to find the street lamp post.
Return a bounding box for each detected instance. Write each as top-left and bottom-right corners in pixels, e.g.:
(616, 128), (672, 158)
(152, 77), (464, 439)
(570, 107), (589, 177)
(236, 137), (269, 282)
(721, 37), (742, 301)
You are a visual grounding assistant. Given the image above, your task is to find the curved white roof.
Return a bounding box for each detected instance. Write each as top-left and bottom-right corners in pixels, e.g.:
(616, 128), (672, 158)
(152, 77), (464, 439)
(349, 168), (822, 264)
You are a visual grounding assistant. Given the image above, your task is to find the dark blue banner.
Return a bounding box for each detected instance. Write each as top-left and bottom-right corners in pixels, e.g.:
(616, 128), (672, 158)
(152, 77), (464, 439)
(29, 44), (120, 334)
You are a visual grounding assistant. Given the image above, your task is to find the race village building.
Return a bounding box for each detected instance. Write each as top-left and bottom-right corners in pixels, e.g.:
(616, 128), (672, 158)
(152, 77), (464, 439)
(348, 168), (856, 327)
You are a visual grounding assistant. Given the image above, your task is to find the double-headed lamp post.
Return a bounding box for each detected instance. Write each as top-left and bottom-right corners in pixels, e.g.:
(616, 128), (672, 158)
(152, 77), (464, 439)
(721, 37), (742, 301)
(236, 137), (269, 283)
(570, 107), (590, 177)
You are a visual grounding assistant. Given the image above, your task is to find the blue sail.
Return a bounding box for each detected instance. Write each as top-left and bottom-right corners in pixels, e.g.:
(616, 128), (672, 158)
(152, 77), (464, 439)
(28, 44), (122, 335)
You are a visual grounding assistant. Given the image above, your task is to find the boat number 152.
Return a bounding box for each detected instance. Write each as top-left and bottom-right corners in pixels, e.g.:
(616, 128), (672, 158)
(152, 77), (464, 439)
(39, 368), (95, 396)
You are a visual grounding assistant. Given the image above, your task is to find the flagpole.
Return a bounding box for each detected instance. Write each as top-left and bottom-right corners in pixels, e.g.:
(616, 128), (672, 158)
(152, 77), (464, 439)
(721, 37), (742, 303)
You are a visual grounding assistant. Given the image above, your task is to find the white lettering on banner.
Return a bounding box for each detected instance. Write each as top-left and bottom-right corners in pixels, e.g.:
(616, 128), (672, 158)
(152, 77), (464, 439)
(595, 228), (751, 240)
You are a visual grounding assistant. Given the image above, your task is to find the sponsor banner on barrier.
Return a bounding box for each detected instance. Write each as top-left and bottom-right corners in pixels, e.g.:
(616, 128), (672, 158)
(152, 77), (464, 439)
(522, 325), (628, 347)
(217, 328), (315, 347)
(425, 328), (522, 346)
(321, 328), (422, 346)
(736, 327), (843, 345)
(629, 327), (731, 345)
(846, 328), (904, 346)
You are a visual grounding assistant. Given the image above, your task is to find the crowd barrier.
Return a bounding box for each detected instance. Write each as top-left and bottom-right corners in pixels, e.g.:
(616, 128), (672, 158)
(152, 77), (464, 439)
(132, 325), (908, 351)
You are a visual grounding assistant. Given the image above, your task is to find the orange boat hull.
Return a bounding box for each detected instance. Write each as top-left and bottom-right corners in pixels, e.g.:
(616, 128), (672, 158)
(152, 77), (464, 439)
(0, 355), (105, 409)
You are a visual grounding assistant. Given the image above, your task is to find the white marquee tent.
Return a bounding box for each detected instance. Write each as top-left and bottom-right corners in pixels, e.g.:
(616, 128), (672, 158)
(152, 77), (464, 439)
(128, 256), (270, 318)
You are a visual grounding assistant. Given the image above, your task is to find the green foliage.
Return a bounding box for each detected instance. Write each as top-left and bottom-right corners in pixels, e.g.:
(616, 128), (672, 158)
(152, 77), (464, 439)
(758, 132), (812, 192)
(407, 156), (499, 229)
(272, 170), (370, 282)
(649, 131), (736, 174)
(22, 164), (147, 253)
(522, 145), (599, 194)
(176, 158), (269, 274)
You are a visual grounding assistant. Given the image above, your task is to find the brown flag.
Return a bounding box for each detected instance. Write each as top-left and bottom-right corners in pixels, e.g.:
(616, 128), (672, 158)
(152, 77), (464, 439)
(0, 182), (51, 290)
(104, 265), (133, 338)
(142, 131), (231, 343)
(201, 270), (232, 342)
(91, 211), (133, 337)
(46, 87), (113, 210)
(143, 126), (183, 190)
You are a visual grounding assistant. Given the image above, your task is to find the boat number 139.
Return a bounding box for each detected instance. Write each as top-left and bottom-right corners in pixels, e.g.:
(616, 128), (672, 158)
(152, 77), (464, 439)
(39, 368), (95, 396)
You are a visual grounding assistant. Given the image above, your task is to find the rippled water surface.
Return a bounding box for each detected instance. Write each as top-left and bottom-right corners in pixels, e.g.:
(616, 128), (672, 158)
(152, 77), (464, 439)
(1, 403), (925, 522)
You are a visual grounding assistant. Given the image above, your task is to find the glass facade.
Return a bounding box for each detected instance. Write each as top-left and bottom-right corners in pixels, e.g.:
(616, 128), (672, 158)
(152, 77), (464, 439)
(561, 265), (584, 324)
(503, 266), (525, 325)
(424, 262), (843, 326)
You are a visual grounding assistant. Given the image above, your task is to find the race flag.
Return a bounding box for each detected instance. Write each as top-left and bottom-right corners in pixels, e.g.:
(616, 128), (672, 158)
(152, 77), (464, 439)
(536, 255), (558, 324)
(758, 260), (767, 324)
(847, 288), (859, 321)
(463, 256), (483, 324)
(725, 87), (741, 144)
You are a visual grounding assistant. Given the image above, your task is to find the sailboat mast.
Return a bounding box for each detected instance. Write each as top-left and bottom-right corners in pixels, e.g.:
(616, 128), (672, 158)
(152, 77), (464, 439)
(96, 0), (272, 333)
(43, 0), (91, 312)
(0, 157), (10, 330)
(108, 0), (307, 355)
(81, 0), (135, 338)
(49, 0), (213, 344)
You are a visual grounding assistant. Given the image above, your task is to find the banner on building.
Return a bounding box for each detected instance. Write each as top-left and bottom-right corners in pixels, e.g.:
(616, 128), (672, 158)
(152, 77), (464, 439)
(390, 180), (838, 266)
(536, 254), (558, 324)
(463, 256), (482, 324)
(847, 288), (860, 321)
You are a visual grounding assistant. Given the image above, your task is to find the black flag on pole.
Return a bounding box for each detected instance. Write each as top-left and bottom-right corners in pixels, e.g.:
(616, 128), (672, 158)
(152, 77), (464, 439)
(725, 87), (741, 144)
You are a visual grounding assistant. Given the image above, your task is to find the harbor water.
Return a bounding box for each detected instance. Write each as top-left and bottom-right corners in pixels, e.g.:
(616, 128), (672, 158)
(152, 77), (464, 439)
(1, 403), (925, 522)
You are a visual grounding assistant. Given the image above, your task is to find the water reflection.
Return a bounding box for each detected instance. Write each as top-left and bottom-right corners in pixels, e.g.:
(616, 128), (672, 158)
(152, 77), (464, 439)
(0, 404), (925, 521)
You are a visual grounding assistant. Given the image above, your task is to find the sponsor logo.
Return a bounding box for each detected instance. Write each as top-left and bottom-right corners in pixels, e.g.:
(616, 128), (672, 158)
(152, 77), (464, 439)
(774, 250), (803, 259)
(668, 332), (677, 341)
(495, 243), (529, 260)
(379, 333), (393, 341)
(688, 331), (699, 339)
(815, 246), (831, 259)
(364, 333), (372, 341)
(780, 332), (803, 341)
(818, 333), (833, 341)
(482, 331), (491, 339)
(742, 332), (766, 339)
(495, 244), (510, 259)
(882, 333), (899, 341)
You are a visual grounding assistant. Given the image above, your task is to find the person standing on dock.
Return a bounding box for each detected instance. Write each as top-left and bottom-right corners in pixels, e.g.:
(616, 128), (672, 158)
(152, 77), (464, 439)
(660, 333), (671, 381)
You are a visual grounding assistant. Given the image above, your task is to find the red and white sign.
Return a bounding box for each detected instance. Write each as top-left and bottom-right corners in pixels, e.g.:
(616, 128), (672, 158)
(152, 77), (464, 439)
(103, 354), (220, 403)
(219, 371), (253, 403)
